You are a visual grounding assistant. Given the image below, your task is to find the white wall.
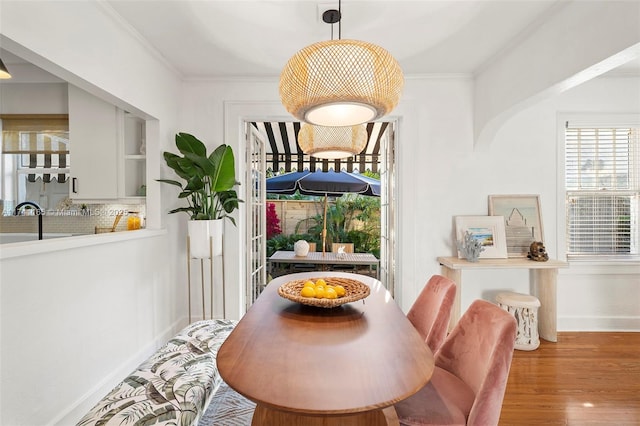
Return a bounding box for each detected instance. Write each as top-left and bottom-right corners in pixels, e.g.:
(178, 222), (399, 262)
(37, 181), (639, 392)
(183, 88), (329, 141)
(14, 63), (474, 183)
(0, 2), (185, 424)
(1, 233), (176, 424)
(474, 1), (640, 146)
(400, 74), (638, 330)
(500, 76), (640, 331)
(0, 83), (68, 113)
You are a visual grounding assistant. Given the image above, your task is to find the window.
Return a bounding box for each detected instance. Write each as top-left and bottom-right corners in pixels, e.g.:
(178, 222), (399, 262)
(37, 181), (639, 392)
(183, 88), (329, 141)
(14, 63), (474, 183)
(565, 125), (639, 258)
(1, 115), (69, 214)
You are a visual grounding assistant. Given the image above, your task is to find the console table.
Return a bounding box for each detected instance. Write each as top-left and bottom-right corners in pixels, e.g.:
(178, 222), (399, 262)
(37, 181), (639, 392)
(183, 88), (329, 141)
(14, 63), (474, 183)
(437, 256), (568, 342)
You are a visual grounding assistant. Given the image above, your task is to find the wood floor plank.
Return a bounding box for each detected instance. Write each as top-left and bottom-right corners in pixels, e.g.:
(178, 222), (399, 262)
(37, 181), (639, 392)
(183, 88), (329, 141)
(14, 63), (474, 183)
(499, 332), (640, 426)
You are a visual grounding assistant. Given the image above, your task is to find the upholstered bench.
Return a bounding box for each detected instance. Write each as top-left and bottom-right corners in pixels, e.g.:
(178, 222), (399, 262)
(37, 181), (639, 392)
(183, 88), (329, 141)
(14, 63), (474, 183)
(77, 318), (237, 426)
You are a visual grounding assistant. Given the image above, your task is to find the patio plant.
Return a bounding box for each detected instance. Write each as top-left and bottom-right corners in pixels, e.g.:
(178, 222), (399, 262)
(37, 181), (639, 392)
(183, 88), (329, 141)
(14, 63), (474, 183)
(295, 194), (380, 254)
(266, 202), (282, 239)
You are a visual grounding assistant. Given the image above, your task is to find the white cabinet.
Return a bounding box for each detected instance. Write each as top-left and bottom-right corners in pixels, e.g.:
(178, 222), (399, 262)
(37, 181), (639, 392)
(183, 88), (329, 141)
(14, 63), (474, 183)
(68, 85), (146, 202)
(120, 113), (146, 199)
(68, 85), (119, 200)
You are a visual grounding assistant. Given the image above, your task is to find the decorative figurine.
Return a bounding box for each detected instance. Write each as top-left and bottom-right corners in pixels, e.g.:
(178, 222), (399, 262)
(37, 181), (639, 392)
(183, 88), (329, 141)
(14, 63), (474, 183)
(457, 231), (485, 262)
(527, 241), (549, 262)
(294, 240), (310, 257)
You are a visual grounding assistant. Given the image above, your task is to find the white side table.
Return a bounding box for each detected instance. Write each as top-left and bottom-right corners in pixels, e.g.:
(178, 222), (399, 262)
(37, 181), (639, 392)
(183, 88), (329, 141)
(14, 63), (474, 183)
(496, 292), (541, 350)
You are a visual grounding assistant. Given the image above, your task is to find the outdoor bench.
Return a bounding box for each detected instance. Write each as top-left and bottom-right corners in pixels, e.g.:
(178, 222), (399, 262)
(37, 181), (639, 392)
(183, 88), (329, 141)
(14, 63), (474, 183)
(76, 318), (237, 426)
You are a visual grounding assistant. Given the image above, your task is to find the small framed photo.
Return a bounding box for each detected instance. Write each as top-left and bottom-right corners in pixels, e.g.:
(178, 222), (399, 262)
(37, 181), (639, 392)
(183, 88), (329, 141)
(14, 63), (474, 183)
(455, 216), (508, 259)
(488, 194), (544, 258)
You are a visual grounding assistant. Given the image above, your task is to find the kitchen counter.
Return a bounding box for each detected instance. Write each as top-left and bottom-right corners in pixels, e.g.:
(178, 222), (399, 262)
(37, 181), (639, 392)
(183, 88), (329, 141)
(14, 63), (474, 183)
(0, 229), (166, 260)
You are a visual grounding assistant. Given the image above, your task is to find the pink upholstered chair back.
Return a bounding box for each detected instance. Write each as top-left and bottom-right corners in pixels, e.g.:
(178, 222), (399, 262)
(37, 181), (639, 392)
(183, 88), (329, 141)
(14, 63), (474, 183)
(435, 299), (517, 426)
(406, 275), (457, 352)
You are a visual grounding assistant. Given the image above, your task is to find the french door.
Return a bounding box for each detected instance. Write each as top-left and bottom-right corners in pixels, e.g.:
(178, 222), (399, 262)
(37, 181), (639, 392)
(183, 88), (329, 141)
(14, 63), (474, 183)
(378, 122), (396, 296)
(245, 124), (268, 308)
(244, 120), (397, 305)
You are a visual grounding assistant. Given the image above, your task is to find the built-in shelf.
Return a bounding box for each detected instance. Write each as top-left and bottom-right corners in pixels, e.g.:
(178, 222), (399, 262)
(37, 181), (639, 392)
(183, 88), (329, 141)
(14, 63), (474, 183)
(125, 154), (145, 160)
(122, 114), (146, 198)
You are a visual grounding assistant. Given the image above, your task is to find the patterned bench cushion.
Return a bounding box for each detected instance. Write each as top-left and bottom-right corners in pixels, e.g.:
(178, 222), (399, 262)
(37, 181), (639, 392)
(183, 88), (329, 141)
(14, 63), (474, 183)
(77, 319), (237, 426)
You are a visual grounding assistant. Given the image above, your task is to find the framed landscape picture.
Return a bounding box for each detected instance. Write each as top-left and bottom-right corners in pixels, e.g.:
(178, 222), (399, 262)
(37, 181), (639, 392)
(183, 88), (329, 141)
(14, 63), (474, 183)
(455, 216), (508, 259)
(488, 194), (543, 257)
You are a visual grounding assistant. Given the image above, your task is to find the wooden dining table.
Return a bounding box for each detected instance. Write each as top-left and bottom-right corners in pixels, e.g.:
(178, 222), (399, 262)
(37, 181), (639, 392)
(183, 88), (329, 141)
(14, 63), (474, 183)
(217, 271), (434, 426)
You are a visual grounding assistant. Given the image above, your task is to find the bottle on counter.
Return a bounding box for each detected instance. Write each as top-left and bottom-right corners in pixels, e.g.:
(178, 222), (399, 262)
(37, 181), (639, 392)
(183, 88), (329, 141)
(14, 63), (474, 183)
(127, 211), (142, 230)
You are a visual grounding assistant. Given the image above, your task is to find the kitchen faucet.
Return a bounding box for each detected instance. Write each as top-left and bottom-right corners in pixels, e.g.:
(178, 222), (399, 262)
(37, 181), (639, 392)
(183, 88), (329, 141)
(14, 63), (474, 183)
(14, 201), (43, 240)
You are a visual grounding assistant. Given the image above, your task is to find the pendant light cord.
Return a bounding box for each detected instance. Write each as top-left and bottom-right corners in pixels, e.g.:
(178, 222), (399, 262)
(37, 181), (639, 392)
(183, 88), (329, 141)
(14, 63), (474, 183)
(338, 0), (342, 40)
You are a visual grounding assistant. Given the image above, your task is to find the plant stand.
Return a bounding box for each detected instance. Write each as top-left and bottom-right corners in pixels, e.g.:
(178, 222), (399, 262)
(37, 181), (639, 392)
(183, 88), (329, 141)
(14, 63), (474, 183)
(187, 235), (225, 323)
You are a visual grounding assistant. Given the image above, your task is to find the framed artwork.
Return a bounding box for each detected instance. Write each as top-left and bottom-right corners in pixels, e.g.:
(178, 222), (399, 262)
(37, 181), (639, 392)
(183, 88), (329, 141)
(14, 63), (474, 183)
(488, 194), (543, 257)
(455, 216), (508, 259)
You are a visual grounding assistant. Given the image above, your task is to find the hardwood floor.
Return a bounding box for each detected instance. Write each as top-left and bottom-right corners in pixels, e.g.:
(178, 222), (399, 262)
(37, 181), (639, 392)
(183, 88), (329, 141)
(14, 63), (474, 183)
(499, 332), (640, 426)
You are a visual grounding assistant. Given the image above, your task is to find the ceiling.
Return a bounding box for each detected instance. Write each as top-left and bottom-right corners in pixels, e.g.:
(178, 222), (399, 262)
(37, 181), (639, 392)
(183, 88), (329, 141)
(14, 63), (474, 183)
(1, 0), (639, 81)
(103, 0), (640, 79)
(99, 0), (591, 78)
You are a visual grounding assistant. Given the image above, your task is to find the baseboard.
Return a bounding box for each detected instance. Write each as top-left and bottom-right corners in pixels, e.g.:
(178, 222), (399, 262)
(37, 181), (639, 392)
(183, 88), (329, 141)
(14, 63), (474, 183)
(50, 317), (187, 426)
(558, 315), (640, 332)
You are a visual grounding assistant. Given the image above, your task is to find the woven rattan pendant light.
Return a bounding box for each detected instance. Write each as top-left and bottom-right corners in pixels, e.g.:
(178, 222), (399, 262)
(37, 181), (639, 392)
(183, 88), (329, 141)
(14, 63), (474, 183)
(280, 2), (403, 127)
(298, 123), (367, 159)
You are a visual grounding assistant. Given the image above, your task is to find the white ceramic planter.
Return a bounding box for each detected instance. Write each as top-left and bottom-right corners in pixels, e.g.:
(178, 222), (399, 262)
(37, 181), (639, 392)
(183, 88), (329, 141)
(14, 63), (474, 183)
(188, 219), (223, 258)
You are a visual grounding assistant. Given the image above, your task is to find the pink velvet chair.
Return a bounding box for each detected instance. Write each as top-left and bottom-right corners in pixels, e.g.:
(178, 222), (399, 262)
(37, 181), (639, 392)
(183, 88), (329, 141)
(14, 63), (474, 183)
(395, 299), (518, 426)
(406, 274), (457, 352)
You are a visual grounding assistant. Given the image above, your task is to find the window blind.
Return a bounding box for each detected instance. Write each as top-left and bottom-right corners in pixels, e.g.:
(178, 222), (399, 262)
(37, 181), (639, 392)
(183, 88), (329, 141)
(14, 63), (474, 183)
(1, 114), (69, 152)
(1, 115), (70, 183)
(565, 127), (639, 256)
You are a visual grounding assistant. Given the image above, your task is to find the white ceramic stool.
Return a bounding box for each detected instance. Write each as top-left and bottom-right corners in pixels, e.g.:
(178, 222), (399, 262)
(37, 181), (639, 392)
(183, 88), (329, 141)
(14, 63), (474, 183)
(496, 292), (541, 351)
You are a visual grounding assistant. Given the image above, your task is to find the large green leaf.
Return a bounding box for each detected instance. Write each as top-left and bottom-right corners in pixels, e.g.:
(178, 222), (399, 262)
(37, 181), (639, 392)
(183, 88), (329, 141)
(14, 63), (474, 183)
(184, 175), (204, 192)
(176, 157), (203, 179)
(156, 178), (182, 188)
(163, 152), (191, 181)
(175, 132), (206, 157)
(219, 190), (241, 213)
(184, 151), (215, 176)
(168, 206), (195, 215)
(210, 145), (237, 192)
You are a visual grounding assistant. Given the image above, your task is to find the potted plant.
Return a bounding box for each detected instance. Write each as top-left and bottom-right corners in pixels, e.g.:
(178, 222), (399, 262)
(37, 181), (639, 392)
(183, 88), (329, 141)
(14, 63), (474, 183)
(158, 132), (241, 258)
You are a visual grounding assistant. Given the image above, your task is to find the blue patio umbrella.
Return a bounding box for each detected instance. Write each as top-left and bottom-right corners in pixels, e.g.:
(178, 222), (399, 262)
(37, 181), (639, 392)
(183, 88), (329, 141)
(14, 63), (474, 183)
(266, 170), (381, 254)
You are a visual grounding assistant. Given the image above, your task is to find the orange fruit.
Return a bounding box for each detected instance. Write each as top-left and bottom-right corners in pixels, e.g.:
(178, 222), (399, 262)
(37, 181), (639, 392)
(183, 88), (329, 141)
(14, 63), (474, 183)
(315, 278), (327, 287)
(303, 280), (315, 288)
(300, 286), (316, 298)
(334, 285), (346, 297)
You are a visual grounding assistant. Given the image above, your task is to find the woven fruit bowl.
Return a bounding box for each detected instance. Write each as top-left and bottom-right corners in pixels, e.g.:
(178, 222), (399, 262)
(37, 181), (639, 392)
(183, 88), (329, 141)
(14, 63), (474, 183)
(278, 276), (370, 308)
